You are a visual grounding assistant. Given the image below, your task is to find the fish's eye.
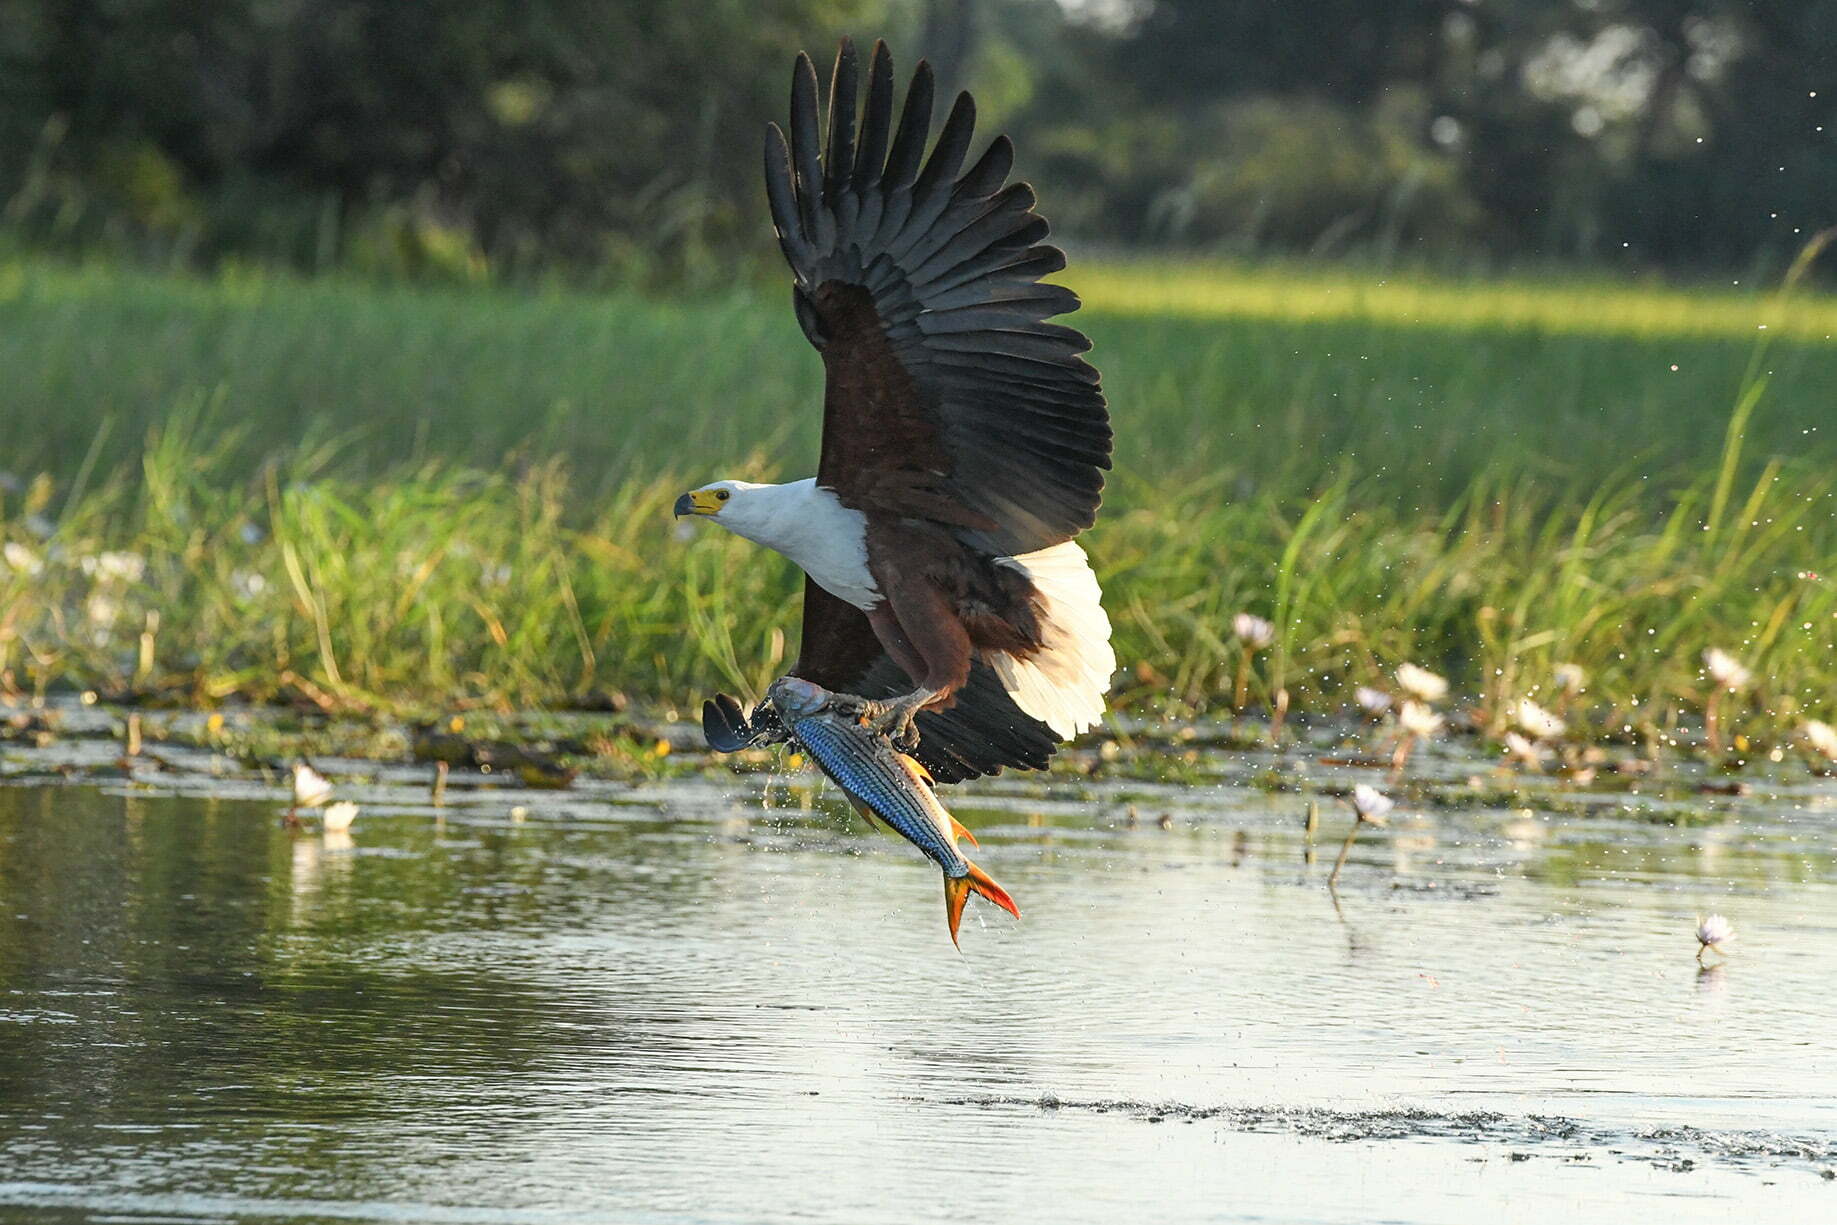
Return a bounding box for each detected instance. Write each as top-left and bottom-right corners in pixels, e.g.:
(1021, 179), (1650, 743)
(715, 489), (730, 501)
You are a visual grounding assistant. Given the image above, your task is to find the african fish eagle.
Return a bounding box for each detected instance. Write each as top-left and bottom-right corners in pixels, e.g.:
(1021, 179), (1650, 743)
(677, 38), (1114, 780)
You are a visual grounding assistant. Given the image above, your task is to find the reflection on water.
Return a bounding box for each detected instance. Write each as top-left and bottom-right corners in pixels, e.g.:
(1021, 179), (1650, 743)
(1, 763), (1835, 1224)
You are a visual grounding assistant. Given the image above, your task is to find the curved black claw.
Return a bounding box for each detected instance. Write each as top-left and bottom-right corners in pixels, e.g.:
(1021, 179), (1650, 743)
(702, 694), (756, 753)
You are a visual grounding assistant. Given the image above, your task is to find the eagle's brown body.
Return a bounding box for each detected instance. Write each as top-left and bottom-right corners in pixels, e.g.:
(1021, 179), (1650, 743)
(686, 38), (1114, 781)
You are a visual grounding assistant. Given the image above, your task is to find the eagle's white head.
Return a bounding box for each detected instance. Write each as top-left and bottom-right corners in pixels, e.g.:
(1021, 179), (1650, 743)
(675, 479), (842, 559)
(673, 477), (880, 611)
(673, 479), (780, 541)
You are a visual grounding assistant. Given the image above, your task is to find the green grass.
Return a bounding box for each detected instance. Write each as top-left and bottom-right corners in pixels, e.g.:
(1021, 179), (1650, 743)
(0, 254), (1833, 749)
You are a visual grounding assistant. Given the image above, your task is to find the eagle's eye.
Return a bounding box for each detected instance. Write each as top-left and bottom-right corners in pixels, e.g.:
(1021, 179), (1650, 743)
(715, 489), (730, 502)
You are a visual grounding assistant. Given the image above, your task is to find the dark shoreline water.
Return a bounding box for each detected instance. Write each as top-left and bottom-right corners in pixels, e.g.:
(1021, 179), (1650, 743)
(2, 729), (1835, 1223)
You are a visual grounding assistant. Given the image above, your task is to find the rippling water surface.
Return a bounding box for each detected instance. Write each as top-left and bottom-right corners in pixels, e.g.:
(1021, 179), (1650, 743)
(2, 750), (1834, 1223)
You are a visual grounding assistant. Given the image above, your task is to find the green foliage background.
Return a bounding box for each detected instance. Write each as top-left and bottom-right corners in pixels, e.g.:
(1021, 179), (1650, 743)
(1, 1), (1831, 282)
(0, 258), (1831, 741)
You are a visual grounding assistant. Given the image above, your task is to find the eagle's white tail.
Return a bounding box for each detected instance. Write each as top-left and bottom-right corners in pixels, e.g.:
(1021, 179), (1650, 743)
(989, 541), (1115, 739)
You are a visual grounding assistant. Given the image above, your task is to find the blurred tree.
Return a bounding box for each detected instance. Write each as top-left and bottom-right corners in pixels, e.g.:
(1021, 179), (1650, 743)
(916, 0), (978, 97)
(1103, 0), (1458, 107)
(1594, 0), (1837, 268)
(1039, 0), (1835, 270)
(0, 0), (1828, 278)
(0, 0), (874, 281)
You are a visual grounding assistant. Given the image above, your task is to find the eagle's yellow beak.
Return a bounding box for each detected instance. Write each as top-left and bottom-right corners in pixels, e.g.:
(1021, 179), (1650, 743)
(673, 489), (724, 518)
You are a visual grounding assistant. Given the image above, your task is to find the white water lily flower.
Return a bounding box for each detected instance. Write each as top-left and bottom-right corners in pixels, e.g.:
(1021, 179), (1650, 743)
(1354, 686), (1392, 715)
(1800, 720), (1837, 762)
(1515, 697), (1566, 740)
(81, 551), (147, 583)
(1350, 784), (1395, 825)
(1503, 731), (1546, 767)
(232, 570), (269, 599)
(321, 800), (359, 832)
(1554, 663), (1586, 694)
(1703, 648), (1752, 691)
(292, 761), (334, 808)
(1396, 663), (1448, 703)
(105, 551), (145, 582)
(1397, 700), (1444, 738)
(1696, 914), (1735, 950)
(85, 593), (120, 627)
(1, 542), (41, 576)
(1232, 613), (1275, 650)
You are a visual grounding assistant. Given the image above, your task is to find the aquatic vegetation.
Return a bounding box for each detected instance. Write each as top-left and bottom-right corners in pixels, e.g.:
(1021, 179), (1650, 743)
(1330, 783), (1396, 887)
(0, 256), (1831, 754)
(1514, 698), (1566, 742)
(291, 761), (333, 808)
(1390, 701), (1444, 779)
(1703, 649), (1754, 691)
(1232, 614), (1275, 649)
(283, 758), (335, 828)
(1396, 665), (1450, 705)
(1503, 731), (1546, 770)
(1803, 720), (1837, 766)
(1350, 784), (1394, 823)
(1700, 647), (1755, 755)
(1696, 913), (1735, 962)
(1231, 612), (1275, 713)
(1396, 702), (1444, 739)
(321, 799), (360, 831)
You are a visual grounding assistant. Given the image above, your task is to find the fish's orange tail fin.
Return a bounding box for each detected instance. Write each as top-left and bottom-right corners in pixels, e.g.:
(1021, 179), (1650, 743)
(944, 877), (971, 949)
(942, 858), (1022, 948)
(950, 817), (979, 847)
(966, 858), (1020, 921)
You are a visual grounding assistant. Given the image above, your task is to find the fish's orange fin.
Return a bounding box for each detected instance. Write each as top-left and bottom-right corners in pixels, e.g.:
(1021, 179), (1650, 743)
(941, 859), (1021, 948)
(846, 796), (882, 831)
(965, 857), (1020, 921)
(950, 817), (979, 847)
(943, 876), (971, 949)
(899, 754), (936, 788)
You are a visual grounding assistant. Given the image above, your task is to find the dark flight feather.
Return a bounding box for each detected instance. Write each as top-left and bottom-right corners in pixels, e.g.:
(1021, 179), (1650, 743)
(823, 39), (858, 203)
(852, 43), (895, 194)
(881, 59), (935, 191)
(743, 39), (1111, 780)
(762, 38), (1110, 559)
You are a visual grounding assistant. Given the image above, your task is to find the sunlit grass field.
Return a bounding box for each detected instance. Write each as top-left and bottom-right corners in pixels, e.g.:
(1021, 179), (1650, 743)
(1078, 259), (1837, 342)
(1, 255), (1832, 747)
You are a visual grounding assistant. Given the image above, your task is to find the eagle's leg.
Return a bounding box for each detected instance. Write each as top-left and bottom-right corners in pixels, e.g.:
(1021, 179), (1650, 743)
(855, 688), (940, 752)
(859, 592), (971, 751)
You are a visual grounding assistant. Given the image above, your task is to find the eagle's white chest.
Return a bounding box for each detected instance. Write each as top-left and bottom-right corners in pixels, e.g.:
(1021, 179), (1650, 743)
(723, 479), (880, 610)
(781, 499), (879, 610)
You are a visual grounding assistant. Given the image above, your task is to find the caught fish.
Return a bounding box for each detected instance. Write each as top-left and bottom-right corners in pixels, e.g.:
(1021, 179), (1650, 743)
(765, 676), (1020, 947)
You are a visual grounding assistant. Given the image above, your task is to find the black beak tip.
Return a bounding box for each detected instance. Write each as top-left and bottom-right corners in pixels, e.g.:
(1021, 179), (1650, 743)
(672, 493), (694, 519)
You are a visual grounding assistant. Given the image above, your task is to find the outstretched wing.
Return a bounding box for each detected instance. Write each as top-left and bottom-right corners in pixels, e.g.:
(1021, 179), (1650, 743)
(793, 580), (1057, 782)
(764, 38), (1111, 557)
